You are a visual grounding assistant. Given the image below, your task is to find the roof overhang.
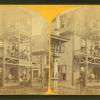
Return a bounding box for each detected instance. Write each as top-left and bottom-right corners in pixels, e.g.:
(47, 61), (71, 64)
(32, 50), (48, 56)
(51, 34), (69, 43)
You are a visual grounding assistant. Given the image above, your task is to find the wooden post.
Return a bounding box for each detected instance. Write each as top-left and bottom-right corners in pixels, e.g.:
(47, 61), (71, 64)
(2, 40), (5, 87)
(85, 39), (88, 87)
(30, 67), (33, 86)
(53, 16), (60, 92)
(30, 15), (33, 87)
(18, 14), (20, 85)
(2, 11), (5, 87)
(18, 33), (20, 85)
(72, 31), (75, 86)
(41, 55), (44, 86)
(53, 57), (58, 92)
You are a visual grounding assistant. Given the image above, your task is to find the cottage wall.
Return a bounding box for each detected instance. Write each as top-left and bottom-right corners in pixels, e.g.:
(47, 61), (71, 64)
(58, 33), (73, 87)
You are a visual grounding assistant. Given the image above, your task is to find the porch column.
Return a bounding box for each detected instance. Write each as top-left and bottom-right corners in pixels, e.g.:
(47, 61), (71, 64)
(30, 67), (33, 86)
(2, 58), (5, 87)
(41, 56), (44, 86)
(18, 65), (20, 85)
(53, 58), (58, 93)
(85, 39), (88, 86)
(2, 40), (5, 87)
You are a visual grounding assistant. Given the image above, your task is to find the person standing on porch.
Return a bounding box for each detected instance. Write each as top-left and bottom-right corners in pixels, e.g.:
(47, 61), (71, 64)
(79, 66), (86, 87)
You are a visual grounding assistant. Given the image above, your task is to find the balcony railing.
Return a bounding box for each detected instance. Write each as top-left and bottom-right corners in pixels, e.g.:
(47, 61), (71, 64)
(74, 49), (100, 65)
(74, 49), (87, 56)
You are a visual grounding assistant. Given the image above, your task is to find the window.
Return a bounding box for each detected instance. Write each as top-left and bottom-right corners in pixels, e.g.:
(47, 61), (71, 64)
(62, 66), (66, 80)
(0, 40), (3, 57)
(46, 56), (49, 65)
(58, 65), (67, 81)
(59, 43), (64, 53)
(55, 42), (65, 53)
(81, 38), (86, 53)
(51, 42), (55, 52)
(0, 40), (3, 48)
(60, 15), (66, 29)
(33, 70), (39, 78)
(62, 73), (66, 80)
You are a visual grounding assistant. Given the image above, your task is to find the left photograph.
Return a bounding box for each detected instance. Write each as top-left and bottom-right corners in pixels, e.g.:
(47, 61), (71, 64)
(0, 6), (49, 95)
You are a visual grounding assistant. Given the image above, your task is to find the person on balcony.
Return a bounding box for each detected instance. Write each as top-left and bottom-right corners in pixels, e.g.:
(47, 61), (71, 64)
(90, 45), (94, 56)
(94, 42), (99, 56)
(7, 46), (11, 57)
(11, 43), (18, 58)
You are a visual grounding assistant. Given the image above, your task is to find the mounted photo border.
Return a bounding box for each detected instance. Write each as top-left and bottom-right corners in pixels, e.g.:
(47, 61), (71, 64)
(0, 0), (100, 99)
(0, 0), (99, 4)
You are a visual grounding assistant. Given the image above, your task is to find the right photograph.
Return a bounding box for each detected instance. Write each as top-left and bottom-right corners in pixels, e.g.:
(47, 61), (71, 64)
(50, 6), (100, 95)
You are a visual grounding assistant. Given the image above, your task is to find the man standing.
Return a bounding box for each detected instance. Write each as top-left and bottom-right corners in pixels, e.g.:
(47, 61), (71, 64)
(80, 66), (86, 87)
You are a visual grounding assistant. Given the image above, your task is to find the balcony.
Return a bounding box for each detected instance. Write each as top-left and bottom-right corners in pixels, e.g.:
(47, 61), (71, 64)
(74, 49), (100, 65)
(51, 34), (68, 43)
(51, 34), (68, 57)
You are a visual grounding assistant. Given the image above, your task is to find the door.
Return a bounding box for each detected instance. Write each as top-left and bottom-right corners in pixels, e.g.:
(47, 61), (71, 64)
(44, 68), (48, 86)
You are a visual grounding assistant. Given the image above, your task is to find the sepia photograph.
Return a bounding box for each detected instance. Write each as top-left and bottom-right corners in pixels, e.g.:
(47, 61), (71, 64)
(50, 6), (100, 95)
(0, 6), (49, 95)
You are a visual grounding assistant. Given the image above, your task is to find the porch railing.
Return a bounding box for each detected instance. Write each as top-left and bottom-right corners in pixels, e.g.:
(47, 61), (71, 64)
(74, 49), (100, 65)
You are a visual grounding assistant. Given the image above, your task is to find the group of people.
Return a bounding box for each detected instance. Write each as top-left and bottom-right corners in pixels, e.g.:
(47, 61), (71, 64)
(7, 43), (19, 58)
(90, 42), (100, 56)
(7, 44), (29, 60)
(20, 46), (29, 61)
(6, 68), (31, 86)
(20, 70), (31, 86)
(79, 66), (100, 83)
(6, 68), (18, 82)
(88, 67), (100, 82)
(88, 72), (96, 81)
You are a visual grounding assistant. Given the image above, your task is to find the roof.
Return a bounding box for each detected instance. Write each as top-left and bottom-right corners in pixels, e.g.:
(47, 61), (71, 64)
(32, 51), (48, 55)
(51, 34), (68, 42)
(53, 7), (100, 40)
(31, 33), (48, 54)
